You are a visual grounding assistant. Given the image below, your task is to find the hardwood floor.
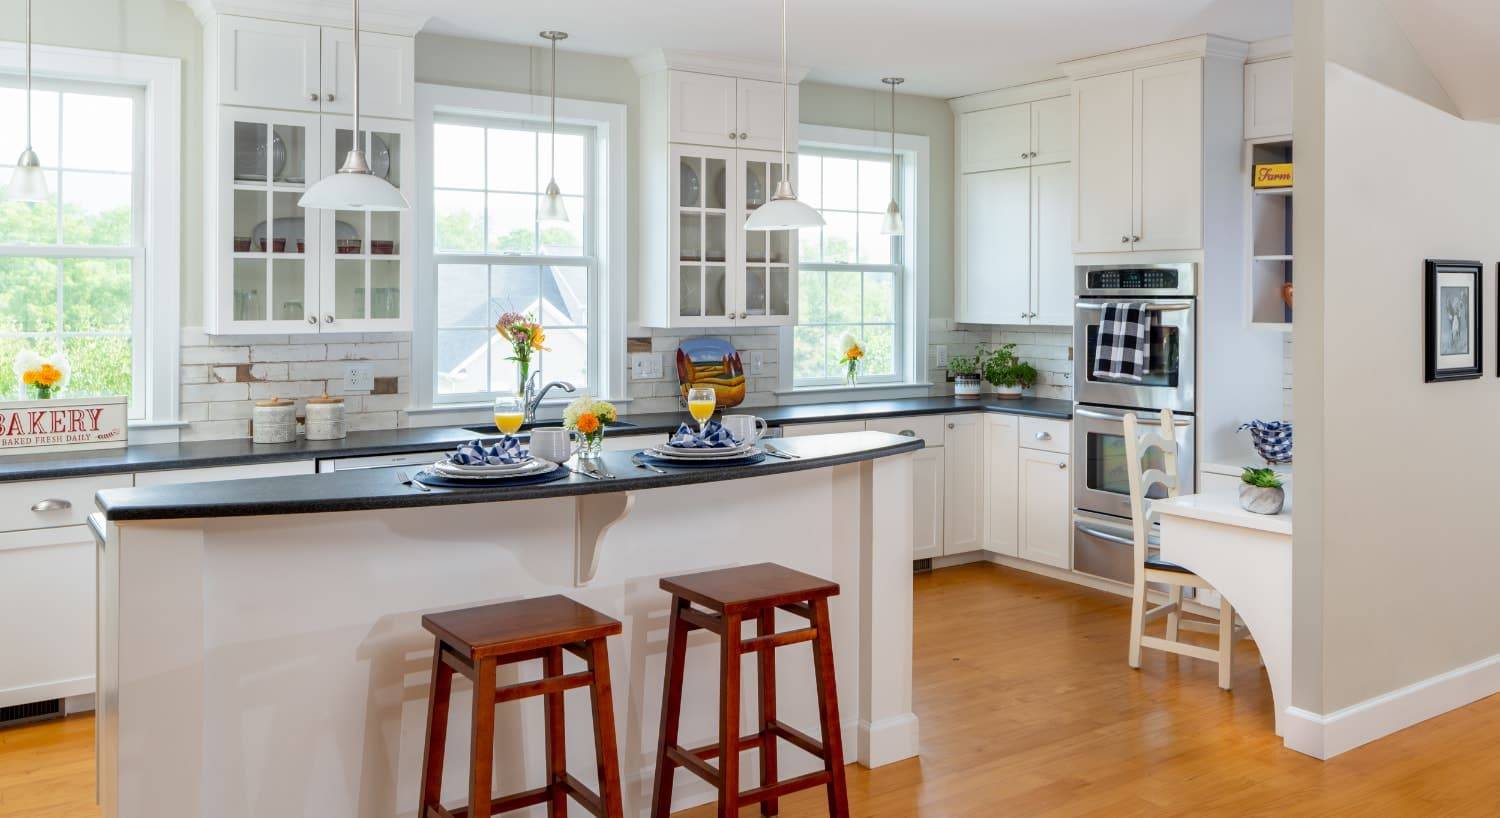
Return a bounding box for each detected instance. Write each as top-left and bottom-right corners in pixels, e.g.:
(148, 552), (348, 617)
(6, 563), (1500, 816)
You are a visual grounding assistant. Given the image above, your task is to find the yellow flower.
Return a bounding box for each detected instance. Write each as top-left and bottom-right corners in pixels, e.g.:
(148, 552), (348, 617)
(576, 412), (600, 435)
(529, 324), (548, 351)
(22, 370), (37, 386)
(36, 364), (61, 387)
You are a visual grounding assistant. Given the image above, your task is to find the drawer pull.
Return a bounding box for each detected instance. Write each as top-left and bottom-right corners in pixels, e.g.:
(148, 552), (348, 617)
(1058, 462), (1067, 470)
(30, 498), (72, 512)
(1035, 432), (1051, 441)
(898, 430), (916, 437)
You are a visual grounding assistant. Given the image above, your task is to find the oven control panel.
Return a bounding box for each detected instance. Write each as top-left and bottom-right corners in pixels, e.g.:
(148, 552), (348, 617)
(1087, 267), (1178, 290)
(1075, 262), (1197, 298)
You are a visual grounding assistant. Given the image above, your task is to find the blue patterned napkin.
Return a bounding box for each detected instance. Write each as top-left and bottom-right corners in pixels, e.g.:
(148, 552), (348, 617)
(448, 437), (531, 466)
(668, 420), (741, 449)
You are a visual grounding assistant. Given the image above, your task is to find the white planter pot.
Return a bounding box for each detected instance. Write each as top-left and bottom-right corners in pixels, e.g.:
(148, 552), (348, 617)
(991, 384), (1023, 400)
(1238, 483), (1285, 515)
(954, 374), (982, 399)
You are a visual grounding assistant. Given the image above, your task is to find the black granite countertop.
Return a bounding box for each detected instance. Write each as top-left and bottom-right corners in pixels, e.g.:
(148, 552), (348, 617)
(2, 395), (1069, 484)
(96, 431), (925, 522)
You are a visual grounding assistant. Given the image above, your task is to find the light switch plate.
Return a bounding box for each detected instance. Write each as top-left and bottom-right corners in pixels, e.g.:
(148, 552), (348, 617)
(751, 351), (764, 374)
(935, 345), (949, 368)
(630, 352), (663, 380)
(344, 362), (374, 393)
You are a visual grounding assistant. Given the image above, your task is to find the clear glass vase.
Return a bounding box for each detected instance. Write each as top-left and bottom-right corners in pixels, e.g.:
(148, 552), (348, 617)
(578, 428), (605, 458)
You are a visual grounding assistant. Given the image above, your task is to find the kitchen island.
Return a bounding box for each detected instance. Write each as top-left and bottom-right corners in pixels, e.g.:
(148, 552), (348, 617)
(91, 431), (922, 818)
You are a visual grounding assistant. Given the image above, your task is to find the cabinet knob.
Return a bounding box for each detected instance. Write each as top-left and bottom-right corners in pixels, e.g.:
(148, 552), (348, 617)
(1035, 432), (1051, 441)
(739, 132), (748, 140)
(1121, 235), (1130, 243)
(324, 314), (334, 323)
(898, 430), (916, 437)
(326, 93), (335, 102)
(1021, 312), (1028, 319)
(1058, 462), (1068, 470)
(306, 316), (317, 325)
(1131, 234), (1141, 242)
(309, 92), (319, 102)
(1020, 152), (1028, 159)
(1030, 151), (1038, 158)
(946, 423), (955, 430)
(30, 498), (71, 512)
(729, 132), (738, 139)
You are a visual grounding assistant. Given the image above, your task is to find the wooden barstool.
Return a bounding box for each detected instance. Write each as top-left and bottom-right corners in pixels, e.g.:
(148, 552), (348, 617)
(419, 594), (624, 818)
(650, 563), (849, 818)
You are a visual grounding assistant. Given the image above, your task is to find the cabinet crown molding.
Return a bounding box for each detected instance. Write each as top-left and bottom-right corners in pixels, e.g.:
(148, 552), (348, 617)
(1060, 34), (1249, 79)
(1247, 35), (1294, 64)
(631, 48), (809, 84)
(948, 77), (1071, 114)
(180, 0), (429, 37)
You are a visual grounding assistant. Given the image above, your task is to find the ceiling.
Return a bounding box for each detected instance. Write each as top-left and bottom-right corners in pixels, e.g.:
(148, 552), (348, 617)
(1389, 0), (1500, 122)
(405, 0), (1292, 98)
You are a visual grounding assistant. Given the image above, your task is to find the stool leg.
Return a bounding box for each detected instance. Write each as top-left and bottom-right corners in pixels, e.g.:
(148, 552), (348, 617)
(810, 599), (850, 818)
(418, 641), (454, 817)
(755, 608), (779, 817)
(469, 657), (497, 818)
(718, 612), (743, 818)
(544, 647), (567, 817)
(586, 638), (625, 818)
(650, 597), (690, 818)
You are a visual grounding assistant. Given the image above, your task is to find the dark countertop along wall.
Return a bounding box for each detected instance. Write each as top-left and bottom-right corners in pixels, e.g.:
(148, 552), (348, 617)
(1, 396), (1071, 484)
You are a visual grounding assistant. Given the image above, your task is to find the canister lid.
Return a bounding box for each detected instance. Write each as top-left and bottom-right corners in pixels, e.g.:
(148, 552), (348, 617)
(255, 399), (293, 407)
(306, 394), (344, 404)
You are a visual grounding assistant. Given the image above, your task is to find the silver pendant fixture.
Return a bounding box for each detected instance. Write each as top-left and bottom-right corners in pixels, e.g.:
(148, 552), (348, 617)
(7, 0), (47, 203)
(879, 77), (904, 236)
(744, 0), (824, 231)
(539, 30), (570, 224)
(299, 0), (409, 211)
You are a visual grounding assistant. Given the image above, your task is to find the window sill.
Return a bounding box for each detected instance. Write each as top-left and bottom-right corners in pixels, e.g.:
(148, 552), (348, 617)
(772, 382), (936, 402)
(407, 395), (632, 417)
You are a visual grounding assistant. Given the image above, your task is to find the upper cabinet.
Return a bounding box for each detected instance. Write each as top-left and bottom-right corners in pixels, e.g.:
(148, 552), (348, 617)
(666, 71), (798, 152)
(215, 15), (414, 119)
(959, 95), (1072, 173)
(1244, 57), (1293, 140)
(320, 27), (415, 120)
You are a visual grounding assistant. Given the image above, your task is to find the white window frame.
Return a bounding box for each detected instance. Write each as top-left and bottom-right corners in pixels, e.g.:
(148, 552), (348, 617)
(0, 43), (181, 433)
(780, 124), (929, 395)
(412, 83), (626, 419)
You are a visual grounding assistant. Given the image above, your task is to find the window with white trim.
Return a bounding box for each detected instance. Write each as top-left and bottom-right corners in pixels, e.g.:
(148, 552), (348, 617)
(0, 77), (145, 415)
(430, 115), (595, 399)
(793, 148), (902, 386)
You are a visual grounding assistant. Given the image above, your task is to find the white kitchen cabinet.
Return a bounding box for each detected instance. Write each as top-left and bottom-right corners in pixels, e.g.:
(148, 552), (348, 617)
(959, 96), (1071, 173)
(779, 420), (869, 437)
(1244, 57), (1293, 140)
(982, 414), (1019, 557)
(1018, 448), (1071, 568)
(1072, 70), (1136, 252)
(133, 460), (316, 487)
(0, 474), (132, 533)
(942, 414), (982, 554)
(1031, 162), (1076, 325)
(0, 526), (97, 708)
(217, 16), (322, 112)
(1030, 95), (1074, 166)
(910, 446), (945, 561)
(735, 78), (796, 152)
(957, 162), (1073, 327)
(320, 27), (415, 120)
(666, 71), (797, 152)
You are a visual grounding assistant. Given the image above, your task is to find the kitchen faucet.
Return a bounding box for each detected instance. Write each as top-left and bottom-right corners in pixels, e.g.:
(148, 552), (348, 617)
(523, 370), (576, 424)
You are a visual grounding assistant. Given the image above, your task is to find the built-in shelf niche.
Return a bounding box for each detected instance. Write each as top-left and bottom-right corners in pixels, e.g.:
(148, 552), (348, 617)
(1248, 139), (1293, 329)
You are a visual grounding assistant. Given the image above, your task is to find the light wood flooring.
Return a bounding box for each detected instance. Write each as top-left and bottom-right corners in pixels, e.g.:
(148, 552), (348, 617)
(5, 563), (1500, 816)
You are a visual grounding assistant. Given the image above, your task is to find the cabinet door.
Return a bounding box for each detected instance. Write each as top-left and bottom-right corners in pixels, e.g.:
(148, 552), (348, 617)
(736, 149), (796, 326)
(983, 415), (1019, 557)
(319, 115), (414, 331)
(942, 414), (982, 554)
(1030, 96), (1073, 166)
(912, 447), (945, 562)
(1132, 59), (1202, 251)
(1072, 71), (1135, 252)
(219, 15), (321, 112)
(133, 460), (316, 486)
(780, 420), (867, 437)
(320, 28), (414, 120)
(1018, 448), (1071, 569)
(1244, 58), (1293, 140)
(959, 169), (1031, 324)
(669, 71), (739, 148)
(1030, 162), (1075, 326)
(0, 526), (96, 707)
(671, 144), (737, 326)
(218, 107), (322, 334)
(736, 78), (796, 152)
(960, 104), (1032, 173)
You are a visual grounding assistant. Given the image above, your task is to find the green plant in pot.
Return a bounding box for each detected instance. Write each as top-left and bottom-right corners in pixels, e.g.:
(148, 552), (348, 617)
(947, 350), (984, 399)
(982, 343), (1039, 399)
(1239, 467), (1285, 515)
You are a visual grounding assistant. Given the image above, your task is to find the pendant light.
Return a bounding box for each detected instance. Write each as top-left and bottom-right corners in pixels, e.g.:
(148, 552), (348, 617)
(299, 0), (408, 211)
(744, 0), (824, 231)
(879, 77), (905, 236)
(7, 0), (47, 203)
(538, 31), (570, 224)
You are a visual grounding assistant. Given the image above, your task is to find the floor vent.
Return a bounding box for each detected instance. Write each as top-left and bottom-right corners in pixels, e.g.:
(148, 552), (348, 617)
(0, 698), (62, 728)
(913, 558), (933, 573)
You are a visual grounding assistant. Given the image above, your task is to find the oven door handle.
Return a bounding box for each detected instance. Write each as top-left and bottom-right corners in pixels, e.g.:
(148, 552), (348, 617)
(1074, 407), (1194, 427)
(1074, 302), (1192, 312)
(1075, 525), (1136, 547)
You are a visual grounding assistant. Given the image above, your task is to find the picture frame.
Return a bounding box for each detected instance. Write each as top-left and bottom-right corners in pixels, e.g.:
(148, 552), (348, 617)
(1424, 259), (1483, 382)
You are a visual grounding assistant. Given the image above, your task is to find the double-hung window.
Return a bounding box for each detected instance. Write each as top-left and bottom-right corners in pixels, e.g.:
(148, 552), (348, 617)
(0, 78), (144, 414)
(430, 116), (594, 400)
(793, 148), (902, 386)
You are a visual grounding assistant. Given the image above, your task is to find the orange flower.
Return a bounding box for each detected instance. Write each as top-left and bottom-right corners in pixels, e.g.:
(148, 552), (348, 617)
(36, 364), (61, 387)
(576, 412), (600, 435)
(529, 324), (548, 351)
(22, 370), (37, 386)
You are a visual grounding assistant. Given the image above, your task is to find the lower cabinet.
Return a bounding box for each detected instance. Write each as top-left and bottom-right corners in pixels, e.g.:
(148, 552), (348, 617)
(134, 460), (316, 486)
(910, 446), (945, 561)
(941, 414), (983, 554)
(0, 525), (97, 709)
(983, 415), (1020, 557)
(1018, 447), (1072, 568)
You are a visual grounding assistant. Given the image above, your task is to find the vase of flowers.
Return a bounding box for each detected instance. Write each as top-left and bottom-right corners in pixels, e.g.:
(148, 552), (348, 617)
(495, 311), (548, 395)
(837, 333), (864, 387)
(14, 350), (69, 400)
(563, 394), (618, 459)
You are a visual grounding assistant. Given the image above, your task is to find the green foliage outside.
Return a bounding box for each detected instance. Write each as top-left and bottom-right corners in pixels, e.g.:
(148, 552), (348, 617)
(794, 266), (896, 383)
(434, 207), (580, 255)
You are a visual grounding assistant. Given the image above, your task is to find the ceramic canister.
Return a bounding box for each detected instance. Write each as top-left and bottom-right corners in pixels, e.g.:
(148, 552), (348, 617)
(252, 399), (297, 444)
(304, 395), (347, 440)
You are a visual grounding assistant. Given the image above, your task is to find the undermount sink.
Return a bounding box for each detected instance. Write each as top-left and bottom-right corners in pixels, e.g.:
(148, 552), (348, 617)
(462, 420), (637, 436)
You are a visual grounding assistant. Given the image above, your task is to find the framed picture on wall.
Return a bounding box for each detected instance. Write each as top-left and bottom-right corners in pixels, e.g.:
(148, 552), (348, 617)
(1424, 259), (1483, 382)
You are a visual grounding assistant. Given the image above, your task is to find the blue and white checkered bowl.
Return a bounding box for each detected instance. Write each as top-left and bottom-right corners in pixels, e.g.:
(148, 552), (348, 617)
(1239, 420), (1293, 465)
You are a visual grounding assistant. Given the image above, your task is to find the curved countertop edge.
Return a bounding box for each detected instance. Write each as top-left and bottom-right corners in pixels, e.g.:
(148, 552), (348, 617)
(96, 432), (925, 523)
(1152, 491), (1293, 536)
(2, 396), (1068, 484)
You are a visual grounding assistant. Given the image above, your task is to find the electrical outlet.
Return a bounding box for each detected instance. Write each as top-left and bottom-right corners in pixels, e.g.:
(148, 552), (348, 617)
(343, 362), (374, 393)
(751, 351), (764, 374)
(935, 345), (949, 368)
(630, 352), (662, 380)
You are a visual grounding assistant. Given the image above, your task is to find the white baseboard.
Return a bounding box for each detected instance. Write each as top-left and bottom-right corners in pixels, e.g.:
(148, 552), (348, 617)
(858, 713), (920, 768)
(1283, 652), (1500, 759)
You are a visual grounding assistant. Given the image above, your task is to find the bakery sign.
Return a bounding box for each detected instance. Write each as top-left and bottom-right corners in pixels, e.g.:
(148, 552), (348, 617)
(0, 395), (128, 455)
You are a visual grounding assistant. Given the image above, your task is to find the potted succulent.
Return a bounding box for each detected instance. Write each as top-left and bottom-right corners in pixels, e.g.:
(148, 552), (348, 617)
(1238, 467), (1285, 515)
(981, 343), (1039, 399)
(947, 350), (984, 399)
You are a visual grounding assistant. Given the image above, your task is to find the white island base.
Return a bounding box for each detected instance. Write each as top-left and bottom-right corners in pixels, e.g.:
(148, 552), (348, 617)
(96, 450), (918, 818)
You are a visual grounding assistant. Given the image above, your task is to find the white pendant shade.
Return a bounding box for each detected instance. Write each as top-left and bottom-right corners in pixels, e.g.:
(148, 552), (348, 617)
(540, 178), (569, 223)
(879, 200), (904, 236)
(7, 150), (47, 203)
(299, 169), (408, 211)
(745, 182), (826, 230)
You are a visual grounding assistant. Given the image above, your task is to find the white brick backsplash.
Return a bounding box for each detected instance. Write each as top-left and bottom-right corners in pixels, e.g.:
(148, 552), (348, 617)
(250, 344), (326, 362)
(209, 401), (255, 420)
(180, 419), (249, 441)
(180, 403), (209, 422)
(359, 394), (411, 412)
(326, 342), (399, 360)
(181, 346), (250, 365)
(348, 411), (399, 431)
(182, 382), (250, 402)
(211, 366), (238, 383)
(181, 365), (209, 384)
(249, 380), (329, 399)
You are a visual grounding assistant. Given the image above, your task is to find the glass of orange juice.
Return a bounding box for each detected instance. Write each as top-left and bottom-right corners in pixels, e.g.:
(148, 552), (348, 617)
(493, 397), (525, 436)
(687, 387), (716, 433)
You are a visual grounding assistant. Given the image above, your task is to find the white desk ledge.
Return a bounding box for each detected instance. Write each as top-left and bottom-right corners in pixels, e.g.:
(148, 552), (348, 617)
(1152, 489), (1292, 536)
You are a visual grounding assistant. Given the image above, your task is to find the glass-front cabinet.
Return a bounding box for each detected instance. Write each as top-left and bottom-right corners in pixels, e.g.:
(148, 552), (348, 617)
(208, 107), (413, 334)
(736, 149), (796, 325)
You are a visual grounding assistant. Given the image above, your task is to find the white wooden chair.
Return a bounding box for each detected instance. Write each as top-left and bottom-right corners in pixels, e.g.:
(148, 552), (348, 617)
(1124, 409), (1243, 689)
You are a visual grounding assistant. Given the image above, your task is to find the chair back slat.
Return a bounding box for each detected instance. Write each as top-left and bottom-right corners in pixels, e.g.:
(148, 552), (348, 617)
(1122, 409), (1183, 579)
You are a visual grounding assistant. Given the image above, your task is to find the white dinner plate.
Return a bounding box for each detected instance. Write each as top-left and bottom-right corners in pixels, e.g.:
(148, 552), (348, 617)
(431, 458), (552, 478)
(647, 445), (757, 461)
(655, 440), (754, 457)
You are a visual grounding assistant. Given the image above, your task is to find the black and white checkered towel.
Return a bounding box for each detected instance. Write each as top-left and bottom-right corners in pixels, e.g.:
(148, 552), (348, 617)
(1092, 303), (1149, 382)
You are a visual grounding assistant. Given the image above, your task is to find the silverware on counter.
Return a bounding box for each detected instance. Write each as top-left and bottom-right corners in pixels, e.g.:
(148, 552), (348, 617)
(762, 443), (799, 459)
(759, 447), (794, 460)
(396, 470), (431, 492)
(568, 462), (606, 480)
(589, 459), (617, 479)
(631, 453), (669, 474)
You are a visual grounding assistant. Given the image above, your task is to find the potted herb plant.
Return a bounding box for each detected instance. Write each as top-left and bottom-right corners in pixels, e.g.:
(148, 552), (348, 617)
(947, 350), (983, 399)
(982, 343), (1039, 399)
(1238, 467), (1285, 515)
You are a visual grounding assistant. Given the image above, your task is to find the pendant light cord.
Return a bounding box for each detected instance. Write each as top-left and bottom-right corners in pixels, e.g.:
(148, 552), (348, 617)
(889, 79), (896, 189)
(351, 0), (360, 144)
(778, 0), (788, 170)
(24, 0), (32, 152)
(550, 34), (557, 183)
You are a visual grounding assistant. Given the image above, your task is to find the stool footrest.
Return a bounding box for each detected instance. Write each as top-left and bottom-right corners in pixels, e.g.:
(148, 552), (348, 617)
(682, 731), (769, 761)
(493, 669), (593, 704)
(740, 769), (833, 806)
(665, 745), (722, 787)
(562, 772), (604, 817)
(740, 625), (817, 654)
(767, 719), (825, 759)
(678, 606), (723, 635)
(433, 777), (607, 818)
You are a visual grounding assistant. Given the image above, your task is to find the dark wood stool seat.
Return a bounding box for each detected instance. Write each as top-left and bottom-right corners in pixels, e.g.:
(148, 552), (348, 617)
(419, 595), (624, 818)
(651, 563), (849, 818)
